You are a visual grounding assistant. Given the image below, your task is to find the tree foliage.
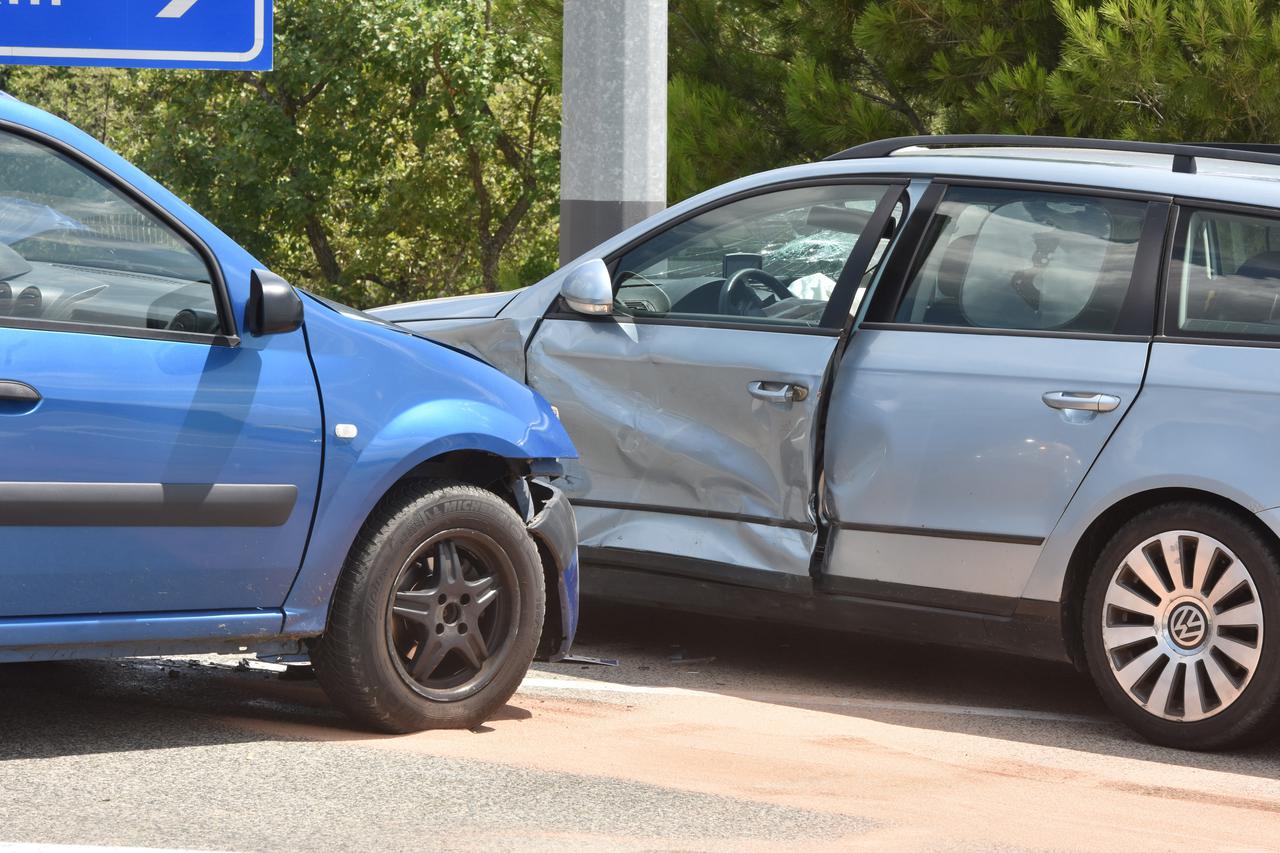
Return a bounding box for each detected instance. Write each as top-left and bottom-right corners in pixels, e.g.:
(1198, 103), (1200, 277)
(1049, 0), (1280, 140)
(8, 0), (1280, 303)
(668, 0), (1066, 198)
(670, 0), (1280, 199)
(3, 0), (561, 306)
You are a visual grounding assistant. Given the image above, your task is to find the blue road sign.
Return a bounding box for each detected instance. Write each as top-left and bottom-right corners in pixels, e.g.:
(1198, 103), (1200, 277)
(0, 0), (272, 71)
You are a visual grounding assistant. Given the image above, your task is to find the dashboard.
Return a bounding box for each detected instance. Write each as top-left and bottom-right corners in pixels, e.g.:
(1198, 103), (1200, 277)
(0, 257), (221, 334)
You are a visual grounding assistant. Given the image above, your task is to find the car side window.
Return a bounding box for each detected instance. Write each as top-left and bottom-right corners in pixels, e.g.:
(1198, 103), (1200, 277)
(0, 130), (222, 336)
(612, 184), (896, 329)
(1169, 208), (1280, 339)
(894, 187), (1148, 334)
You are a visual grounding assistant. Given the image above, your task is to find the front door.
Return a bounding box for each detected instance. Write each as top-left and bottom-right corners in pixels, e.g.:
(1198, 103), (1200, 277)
(528, 181), (903, 589)
(0, 127), (322, 618)
(822, 183), (1168, 611)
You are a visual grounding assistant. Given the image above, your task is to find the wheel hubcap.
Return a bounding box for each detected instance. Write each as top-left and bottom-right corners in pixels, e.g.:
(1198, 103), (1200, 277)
(1101, 530), (1264, 722)
(385, 530), (517, 701)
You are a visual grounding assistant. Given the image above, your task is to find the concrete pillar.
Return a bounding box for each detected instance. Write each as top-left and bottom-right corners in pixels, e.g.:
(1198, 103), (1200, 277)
(560, 0), (667, 264)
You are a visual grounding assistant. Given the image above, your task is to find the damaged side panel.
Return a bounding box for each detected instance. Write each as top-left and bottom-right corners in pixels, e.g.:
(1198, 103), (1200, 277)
(528, 317), (836, 581)
(393, 315), (534, 381)
(377, 281), (568, 383)
(523, 479), (581, 658)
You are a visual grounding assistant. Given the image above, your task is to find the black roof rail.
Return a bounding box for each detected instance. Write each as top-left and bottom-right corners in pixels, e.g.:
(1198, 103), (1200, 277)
(1190, 142), (1280, 156)
(824, 134), (1280, 174)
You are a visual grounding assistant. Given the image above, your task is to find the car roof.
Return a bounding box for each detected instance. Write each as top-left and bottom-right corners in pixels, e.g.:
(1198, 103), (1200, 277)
(826, 135), (1280, 209)
(696, 148), (1280, 214)
(828, 134), (1280, 168)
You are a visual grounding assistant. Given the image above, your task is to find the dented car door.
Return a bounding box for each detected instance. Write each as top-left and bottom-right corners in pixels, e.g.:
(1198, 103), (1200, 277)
(528, 182), (905, 589)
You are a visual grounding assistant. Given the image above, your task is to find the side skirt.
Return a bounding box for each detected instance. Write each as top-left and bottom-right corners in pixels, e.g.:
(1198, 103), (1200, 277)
(580, 548), (1071, 663)
(0, 610), (304, 663)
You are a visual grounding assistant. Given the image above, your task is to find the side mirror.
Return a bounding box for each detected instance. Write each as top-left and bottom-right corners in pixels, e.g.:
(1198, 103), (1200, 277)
(560, 259), (614, 316)
(246, 269), (304, 336)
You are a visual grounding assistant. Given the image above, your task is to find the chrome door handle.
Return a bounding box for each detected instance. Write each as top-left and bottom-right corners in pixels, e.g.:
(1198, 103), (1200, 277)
(1042, 391), (1121, 413)
(748, 381), (809, 403)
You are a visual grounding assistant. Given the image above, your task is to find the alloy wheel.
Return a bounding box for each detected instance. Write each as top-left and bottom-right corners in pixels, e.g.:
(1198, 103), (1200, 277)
(385, 529), (518, 702)
(1101, 530), (1265, 722)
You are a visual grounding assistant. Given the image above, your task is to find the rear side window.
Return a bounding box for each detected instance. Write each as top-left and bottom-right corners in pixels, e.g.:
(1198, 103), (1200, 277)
(0, 130), (223, 337)
(1168, 208), (1280, 340)
(894, 187), (1148, 334)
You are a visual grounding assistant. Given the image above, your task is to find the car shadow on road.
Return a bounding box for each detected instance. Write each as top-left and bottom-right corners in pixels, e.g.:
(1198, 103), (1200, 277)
(537, 599), (1280, 779)
(6, 601), (1280, 777)
(0, 659), (352, 761)
(0, 658), (538, 761)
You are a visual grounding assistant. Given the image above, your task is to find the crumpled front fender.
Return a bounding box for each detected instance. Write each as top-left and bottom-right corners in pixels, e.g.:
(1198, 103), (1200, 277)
(524, 480), (580, 659)
(281, 296), (576, 634)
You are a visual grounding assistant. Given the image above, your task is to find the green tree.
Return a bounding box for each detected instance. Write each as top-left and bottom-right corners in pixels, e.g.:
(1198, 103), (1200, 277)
(3, 0), (561, 307)
(404, 0), (561, 294)
(15, 0), (1280, 304)
(129, 0), (560, 305)
(0, 66), (140, 153)
(1048, 0), (1280, 141)
(668, 0), (1066, 200)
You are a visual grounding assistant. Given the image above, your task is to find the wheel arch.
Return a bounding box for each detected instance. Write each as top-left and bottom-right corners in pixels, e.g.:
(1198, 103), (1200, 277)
(283, 443), (572, 646)
(1057, 486), (1279, 668)
(383, 450), (569, 659)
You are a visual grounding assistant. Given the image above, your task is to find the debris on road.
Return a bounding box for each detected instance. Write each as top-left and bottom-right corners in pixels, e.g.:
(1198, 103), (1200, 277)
(561, 654), (620, 667)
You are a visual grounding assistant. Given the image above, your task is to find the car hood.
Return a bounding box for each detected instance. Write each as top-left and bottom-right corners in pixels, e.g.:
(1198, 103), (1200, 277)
(300, 290), (576, 462)
(371, 288), (524, 323)
(302, 290), (494, 366)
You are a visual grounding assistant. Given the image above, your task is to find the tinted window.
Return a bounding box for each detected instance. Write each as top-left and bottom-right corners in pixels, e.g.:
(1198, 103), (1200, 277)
(1170, 209), (1280, 339)
(0, 131), (222, 336)
(613, 184), (895, 328)
(895, 187), (1147, 333)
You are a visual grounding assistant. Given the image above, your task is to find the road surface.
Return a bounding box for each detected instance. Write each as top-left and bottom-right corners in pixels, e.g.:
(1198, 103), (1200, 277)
(1, 602), (1278, 851)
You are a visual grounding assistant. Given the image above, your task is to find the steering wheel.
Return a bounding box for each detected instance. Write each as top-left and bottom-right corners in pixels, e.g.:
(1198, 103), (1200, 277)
(718, 268), (792, 316)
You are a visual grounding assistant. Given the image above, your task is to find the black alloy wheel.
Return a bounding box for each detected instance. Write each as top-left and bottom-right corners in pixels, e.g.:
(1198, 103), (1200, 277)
(387, 531), (518, 701)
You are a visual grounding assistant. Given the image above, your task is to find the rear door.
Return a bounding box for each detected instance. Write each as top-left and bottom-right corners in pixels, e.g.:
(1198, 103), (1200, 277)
(528, 181), (904, 589)
(822, 183), (1168, 610)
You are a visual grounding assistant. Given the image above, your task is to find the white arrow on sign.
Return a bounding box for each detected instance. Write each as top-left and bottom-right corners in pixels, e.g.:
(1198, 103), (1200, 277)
(156, 0), (199, 19)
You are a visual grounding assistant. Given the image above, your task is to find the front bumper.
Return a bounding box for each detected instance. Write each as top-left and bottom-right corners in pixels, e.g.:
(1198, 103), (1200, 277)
(525, 479), (579, 660)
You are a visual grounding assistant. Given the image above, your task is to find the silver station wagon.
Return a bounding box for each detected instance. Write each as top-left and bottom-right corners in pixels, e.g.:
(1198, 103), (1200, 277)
(377, 136), (1280, 750)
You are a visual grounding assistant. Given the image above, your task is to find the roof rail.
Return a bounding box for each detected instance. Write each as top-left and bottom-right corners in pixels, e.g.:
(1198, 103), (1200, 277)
(824, 134), (1280, 174)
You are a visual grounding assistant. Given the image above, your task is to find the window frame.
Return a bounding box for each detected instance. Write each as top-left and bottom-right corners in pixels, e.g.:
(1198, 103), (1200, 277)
(1160, 199), (1280, 347)
(0, 119), (239, 347)
(860, 177), (1171, 343)
(545, 176), (910, 336)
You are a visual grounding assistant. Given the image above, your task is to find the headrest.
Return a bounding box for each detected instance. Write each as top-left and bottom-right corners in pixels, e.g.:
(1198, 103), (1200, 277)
(1237, 251), (1280, 281)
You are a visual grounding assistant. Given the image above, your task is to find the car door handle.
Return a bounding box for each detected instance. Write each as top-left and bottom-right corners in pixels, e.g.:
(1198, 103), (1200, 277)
(748, 381), (809, 403)
(0, 380), (40, 404)
(1042, 391), (1121, 413)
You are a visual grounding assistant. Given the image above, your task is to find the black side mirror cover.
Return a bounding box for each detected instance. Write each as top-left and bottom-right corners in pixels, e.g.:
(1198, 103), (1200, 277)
(246, 269), (304, 336)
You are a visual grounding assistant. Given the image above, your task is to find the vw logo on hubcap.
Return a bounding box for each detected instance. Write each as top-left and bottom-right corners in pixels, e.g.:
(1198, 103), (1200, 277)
(1168, 602), (1209, 650)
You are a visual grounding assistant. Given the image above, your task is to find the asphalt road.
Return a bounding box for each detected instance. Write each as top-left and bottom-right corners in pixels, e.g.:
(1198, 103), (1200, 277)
(2, 601), (1279, 852)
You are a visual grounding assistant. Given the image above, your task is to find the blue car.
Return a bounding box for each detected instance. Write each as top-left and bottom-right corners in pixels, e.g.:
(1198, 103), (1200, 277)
(0, 94), (579, 733)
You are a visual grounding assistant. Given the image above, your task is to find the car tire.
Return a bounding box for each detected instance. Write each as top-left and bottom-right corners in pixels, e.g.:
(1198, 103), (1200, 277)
(1083, 501), (1280, 750)
(311, 480), (545, 734)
